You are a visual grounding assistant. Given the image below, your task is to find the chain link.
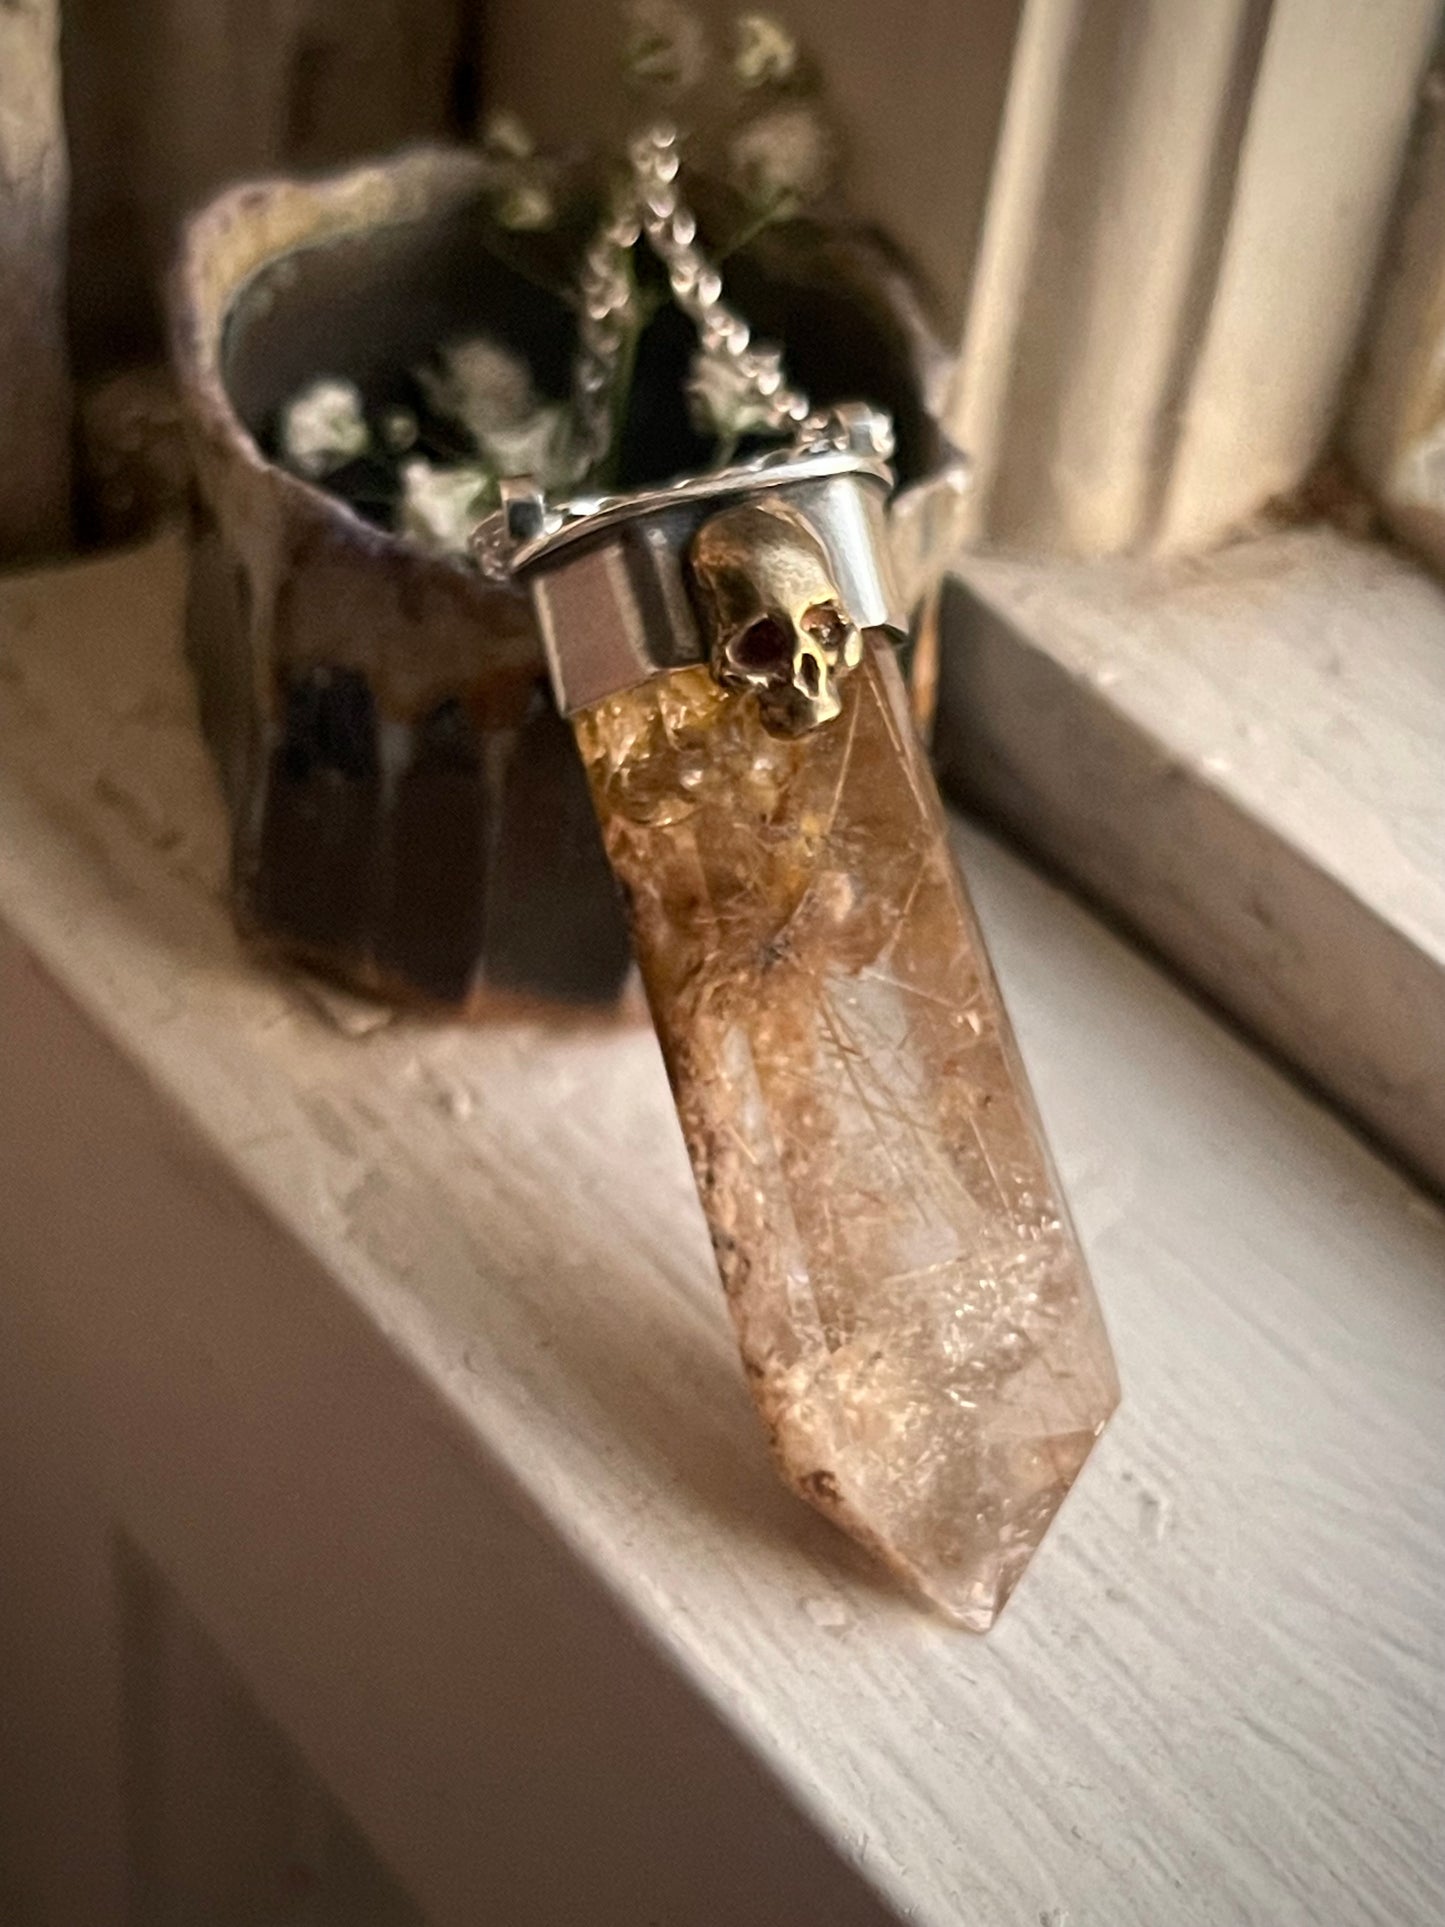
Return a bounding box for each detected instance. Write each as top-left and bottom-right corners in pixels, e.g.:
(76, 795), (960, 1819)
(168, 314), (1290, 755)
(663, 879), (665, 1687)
(568, 123), (811, 481)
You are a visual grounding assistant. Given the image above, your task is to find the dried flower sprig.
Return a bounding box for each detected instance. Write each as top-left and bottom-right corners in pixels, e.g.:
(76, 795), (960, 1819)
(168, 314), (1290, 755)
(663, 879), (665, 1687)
(621, 0), (710, 96)
(271, 9), (845, 551)
(734, 11), (797, 87)
(279, 379), (371, 478)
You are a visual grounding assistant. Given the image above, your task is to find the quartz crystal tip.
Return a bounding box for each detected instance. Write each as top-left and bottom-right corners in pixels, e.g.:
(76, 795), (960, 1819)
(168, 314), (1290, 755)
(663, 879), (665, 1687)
(573, 637), (1120, 1628)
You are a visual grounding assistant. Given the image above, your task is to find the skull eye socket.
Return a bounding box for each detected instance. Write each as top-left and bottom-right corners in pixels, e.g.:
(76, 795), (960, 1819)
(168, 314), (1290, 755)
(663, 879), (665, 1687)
(802, 601), (850, 648)
(732, 615), (794, 674)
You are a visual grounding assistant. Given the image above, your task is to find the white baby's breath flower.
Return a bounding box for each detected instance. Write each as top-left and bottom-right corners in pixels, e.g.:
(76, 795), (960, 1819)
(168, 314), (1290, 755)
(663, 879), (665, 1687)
(379, 405), (419, 454)
(399, 458), (493, 555)
(494, 176), (556, 231)
(476, 403), (575, 488)
(419, 336), (536, 446)
(480, 108), (535, 161)
(728, 103), (834, 208)
(734, 13), (797, 88)
(622, 0), (707, 92)
(279, 377), (370, 478)
(687, 348), (784, 441)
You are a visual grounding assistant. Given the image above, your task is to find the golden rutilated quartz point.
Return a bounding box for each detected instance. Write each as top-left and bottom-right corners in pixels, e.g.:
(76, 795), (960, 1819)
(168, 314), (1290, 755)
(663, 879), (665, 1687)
(574, 636), (1120, 1627)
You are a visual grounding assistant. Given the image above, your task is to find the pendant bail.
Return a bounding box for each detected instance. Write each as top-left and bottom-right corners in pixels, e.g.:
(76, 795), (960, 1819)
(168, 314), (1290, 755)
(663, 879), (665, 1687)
(474, 406), (904, 719)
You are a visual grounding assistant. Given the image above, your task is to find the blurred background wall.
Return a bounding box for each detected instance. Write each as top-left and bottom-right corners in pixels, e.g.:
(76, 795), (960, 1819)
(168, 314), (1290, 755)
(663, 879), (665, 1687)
(61, 0), (480, 379)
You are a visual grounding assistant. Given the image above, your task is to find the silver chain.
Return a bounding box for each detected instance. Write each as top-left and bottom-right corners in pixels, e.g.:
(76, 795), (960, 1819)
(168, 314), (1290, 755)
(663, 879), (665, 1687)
(570, 186), (643, 482)
(569, 123), (811, 481)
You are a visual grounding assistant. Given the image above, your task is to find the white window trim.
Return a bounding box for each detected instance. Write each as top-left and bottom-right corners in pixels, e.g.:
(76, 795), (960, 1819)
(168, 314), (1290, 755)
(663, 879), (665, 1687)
(946, 0), (1441, 555)
(933, 523), (1445, 1188)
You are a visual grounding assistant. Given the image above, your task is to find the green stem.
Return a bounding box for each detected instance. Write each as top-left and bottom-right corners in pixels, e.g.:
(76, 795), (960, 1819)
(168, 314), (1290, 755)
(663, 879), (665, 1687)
(715, 194), (797, 263)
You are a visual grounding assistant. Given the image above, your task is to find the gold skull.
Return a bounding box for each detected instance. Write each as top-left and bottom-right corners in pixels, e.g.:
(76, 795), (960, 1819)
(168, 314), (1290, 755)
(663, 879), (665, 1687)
(689, 500), (863, 735)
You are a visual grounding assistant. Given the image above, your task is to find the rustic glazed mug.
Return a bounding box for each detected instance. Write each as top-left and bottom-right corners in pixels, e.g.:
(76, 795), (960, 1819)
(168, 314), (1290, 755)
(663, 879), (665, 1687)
(171, 148), (951, 1013)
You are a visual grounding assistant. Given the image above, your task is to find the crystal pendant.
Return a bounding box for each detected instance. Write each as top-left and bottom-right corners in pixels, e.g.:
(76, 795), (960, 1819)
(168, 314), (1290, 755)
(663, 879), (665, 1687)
(481, 418), (1119, 1626)
(574, 639), (1118, 1626)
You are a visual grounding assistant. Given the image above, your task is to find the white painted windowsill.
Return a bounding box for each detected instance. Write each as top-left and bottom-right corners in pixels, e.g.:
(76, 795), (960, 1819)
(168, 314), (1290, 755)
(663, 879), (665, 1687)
(937, 523), (1445, 1191)
(0, 536), (1442, 1926)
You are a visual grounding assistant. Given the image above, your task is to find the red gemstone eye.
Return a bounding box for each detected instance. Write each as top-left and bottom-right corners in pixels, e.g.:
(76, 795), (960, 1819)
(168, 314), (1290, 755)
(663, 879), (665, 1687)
(732, 616), (793, 672)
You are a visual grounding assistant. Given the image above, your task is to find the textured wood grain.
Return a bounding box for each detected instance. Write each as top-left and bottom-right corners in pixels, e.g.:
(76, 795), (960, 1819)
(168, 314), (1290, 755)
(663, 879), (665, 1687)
(0, 0), (72, 556)
(1, 537), (1442, 1925)
(937, 524), (1445, 1192)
